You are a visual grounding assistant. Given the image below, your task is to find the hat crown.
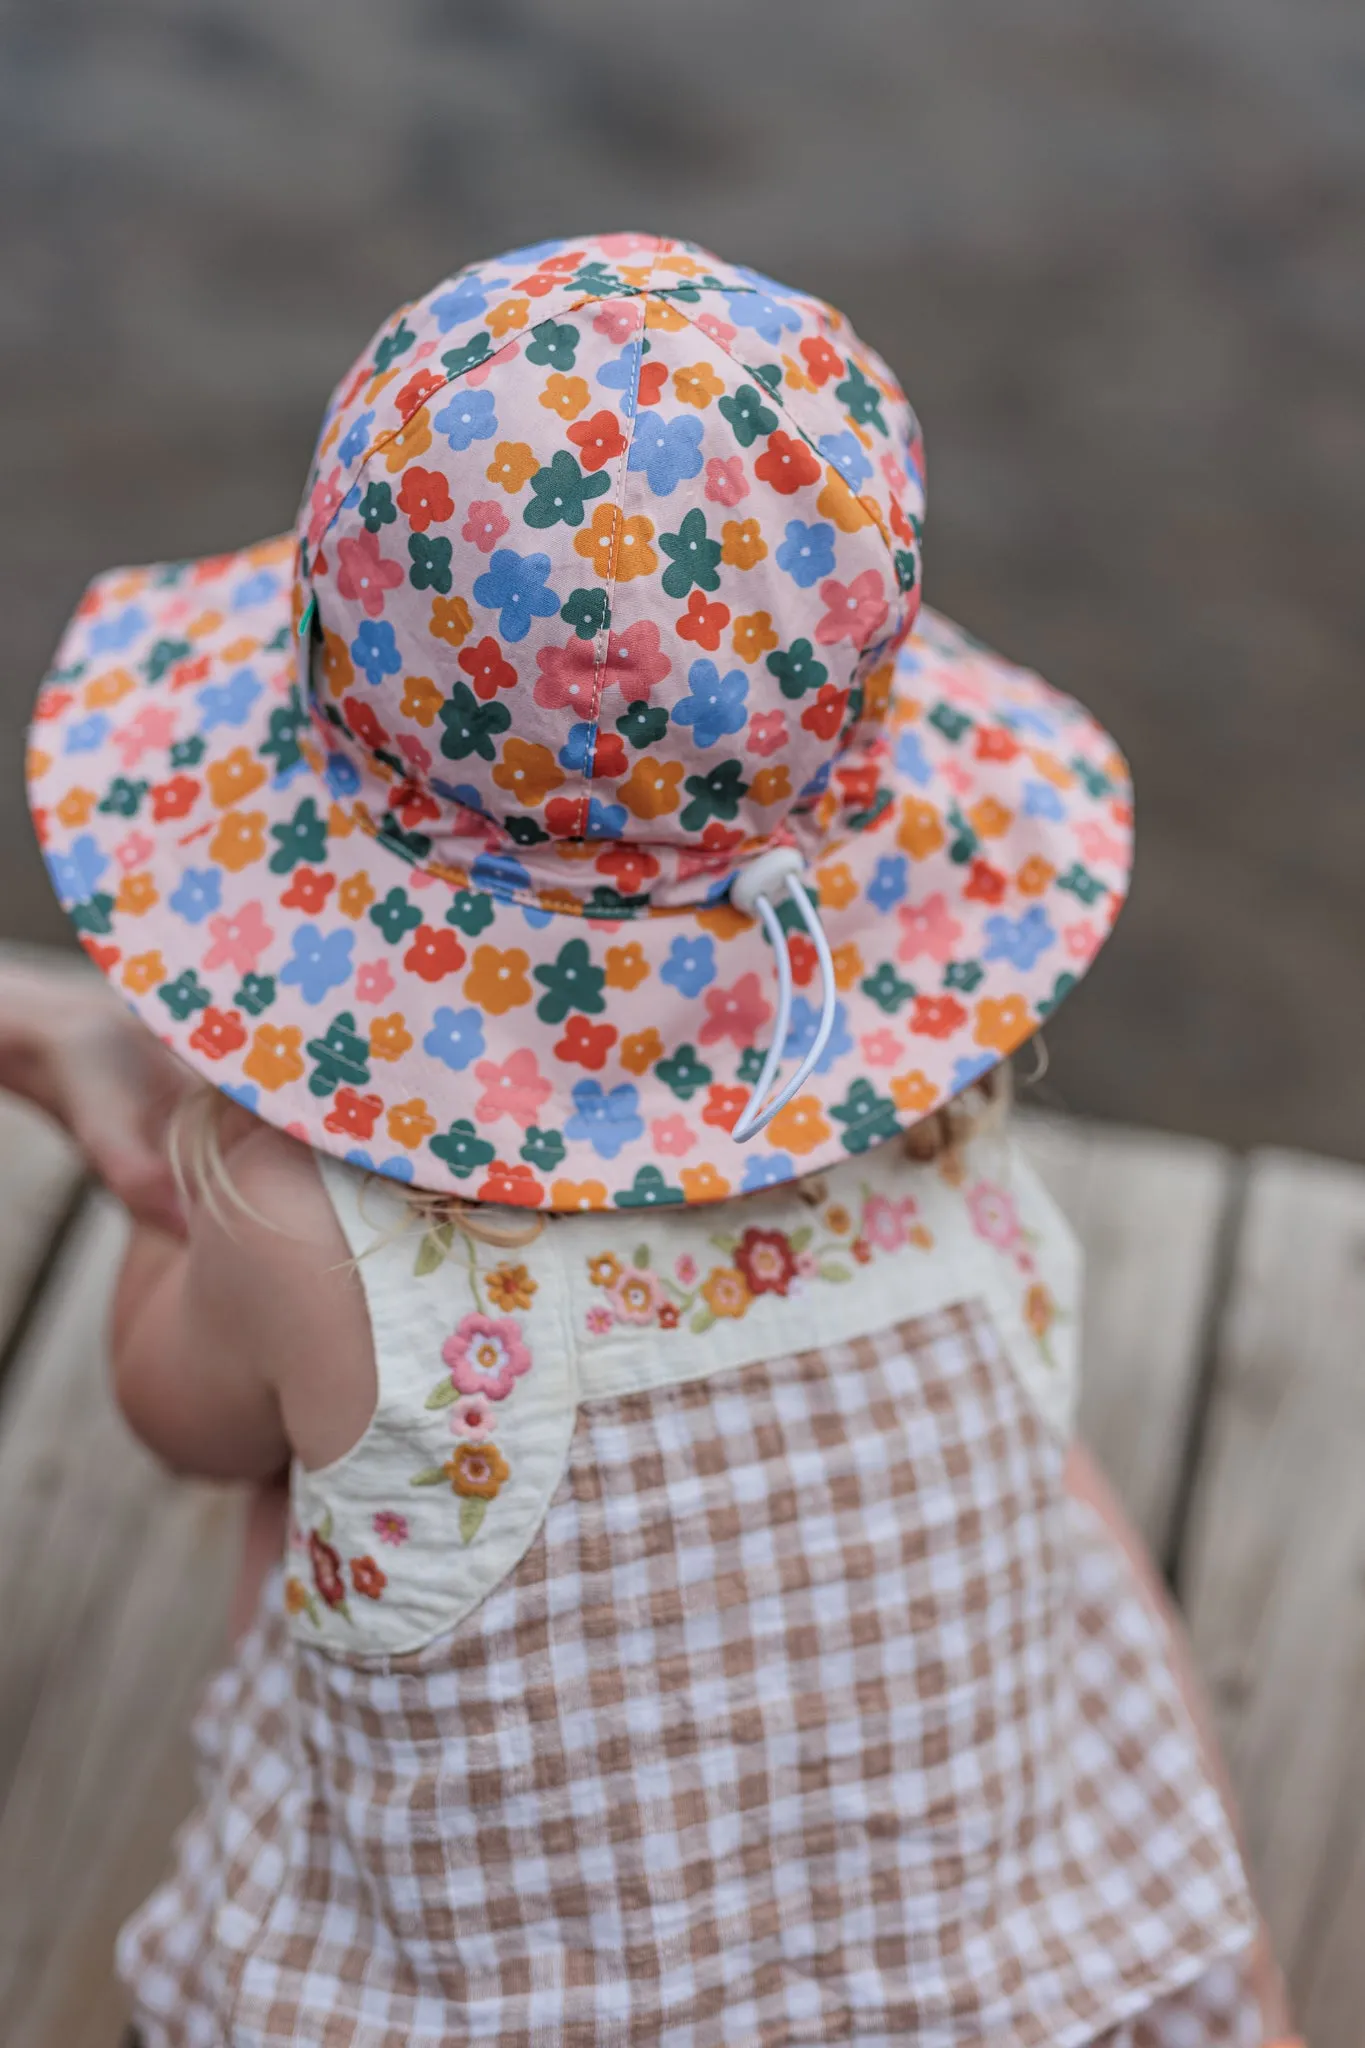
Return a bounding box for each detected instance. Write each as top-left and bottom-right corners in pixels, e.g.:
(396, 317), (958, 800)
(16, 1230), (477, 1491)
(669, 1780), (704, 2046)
(297, 233), (925, 913)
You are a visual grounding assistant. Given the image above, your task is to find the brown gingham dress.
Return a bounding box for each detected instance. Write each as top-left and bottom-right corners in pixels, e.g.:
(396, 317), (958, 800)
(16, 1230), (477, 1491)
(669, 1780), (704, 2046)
(119, 1124), (1262, 2046)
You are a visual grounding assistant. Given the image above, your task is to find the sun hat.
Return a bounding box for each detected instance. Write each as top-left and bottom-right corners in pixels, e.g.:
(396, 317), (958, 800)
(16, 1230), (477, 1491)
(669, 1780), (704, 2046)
(26, 231), (1132, 1210)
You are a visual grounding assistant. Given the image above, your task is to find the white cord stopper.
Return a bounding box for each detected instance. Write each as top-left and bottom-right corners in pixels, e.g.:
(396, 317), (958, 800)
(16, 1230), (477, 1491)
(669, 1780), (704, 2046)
(728, 848), (838, 1144)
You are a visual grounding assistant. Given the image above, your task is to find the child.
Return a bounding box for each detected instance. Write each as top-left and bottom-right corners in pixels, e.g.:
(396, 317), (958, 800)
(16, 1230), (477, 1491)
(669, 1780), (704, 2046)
(15, 232), (1298, 2045)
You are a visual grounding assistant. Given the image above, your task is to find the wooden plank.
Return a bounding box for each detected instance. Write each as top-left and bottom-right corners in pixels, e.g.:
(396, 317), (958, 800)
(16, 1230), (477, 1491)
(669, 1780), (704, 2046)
(1020, 1112), (1236, 1557)
(1180, 1149), (1365, 2048)
(0, 1097), (81, 1365)
(0, 1196), (243, 2048)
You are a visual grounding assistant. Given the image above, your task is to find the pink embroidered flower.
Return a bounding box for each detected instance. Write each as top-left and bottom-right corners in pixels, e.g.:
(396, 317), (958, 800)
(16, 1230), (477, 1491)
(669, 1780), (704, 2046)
(335, 529), (404, 618)
(372, 1510), (409, 1547)
(674, 1252), (699, 1286)
(600, 620), (671, 697)
(462, 499), (509, 553)
(355, 959), (396, 1004)
(593, 300), (642, 342)
(473, 1047), (553, 1130)
(113, 828), (156, 873)
(896, 892), (964, 966)
(443, 1312), (532, 1402)
(746, 710), (788, 757)
(534, 637), (598, 712)
(201, 901), (274, 976)
(699, 972), (773, 1049)
(449, 1394), (498, 1441)
(704, 455), (749, 507)
(650, 1114), (696, 1157)
(861, 1193), (918, 1254)
(585, 1304), (614, 1335)
(814, 568), (889, 648)
(609, 1267), (662, 1326)
(966, 1181), (1021, 1251)
(859, 1028), (902, 1068)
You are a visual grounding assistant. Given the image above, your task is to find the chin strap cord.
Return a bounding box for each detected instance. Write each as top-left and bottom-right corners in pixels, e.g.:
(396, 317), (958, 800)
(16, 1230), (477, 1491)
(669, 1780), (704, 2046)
(729, 847), (838, 1143)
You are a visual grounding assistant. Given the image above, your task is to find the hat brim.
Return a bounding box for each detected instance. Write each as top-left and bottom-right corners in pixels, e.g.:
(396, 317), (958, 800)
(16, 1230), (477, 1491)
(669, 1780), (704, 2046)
(27, 535), (1131, 1208)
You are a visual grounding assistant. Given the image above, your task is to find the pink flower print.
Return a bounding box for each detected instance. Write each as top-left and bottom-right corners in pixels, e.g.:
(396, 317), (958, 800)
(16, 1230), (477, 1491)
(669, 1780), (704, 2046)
(1076, 819), (1128, 869)
(598, 232), (658, 259)
(473, 1048), (553, 1130)
(534, 636), (598, 713)
(862, 1192), (918, 1254)
(593, 300), (643, 342)
(815, 569), (889, 648)
(675, 1252), (699, 1286)
(651, 1114), (696, 1158)
(859, 1028), (902, 1069)
(601, 620), (671, 698)
(462, 499), (509, 554)
(939, 760), (973, 797)
(372, 1510), (409, 1547)
(407, 865), (439, 891)
(746, 710), (789, 758)
(307, 465), (345, 549)
(395, 733), (433, 776)
(113, 705), (176, 768)
(465, 348), (509, 389)
(699, 972), (773, 1049)
(113, 828), (155, 873)
(704, 455), (749, 507)
(586, 1304), (614, 1335)
(1064, 919), (1102, 963)
(609, 1267), (663, 1326)
(966, 1181), (1021, 1251)
(202, 901), (274, 976)
(449, 1394), (498, 1441)
(897, 892), (964, 966)
(880, 451), (908, 496)
(355, 959), (396, 1004)
(335, 530), (404, 618)
(696, 312), (737, 348)
(442, 1312), (531, 1402)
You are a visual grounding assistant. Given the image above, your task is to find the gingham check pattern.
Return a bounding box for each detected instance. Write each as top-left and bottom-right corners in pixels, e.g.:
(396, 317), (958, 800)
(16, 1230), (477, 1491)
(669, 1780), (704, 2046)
(122, 1301), (1257, 2046)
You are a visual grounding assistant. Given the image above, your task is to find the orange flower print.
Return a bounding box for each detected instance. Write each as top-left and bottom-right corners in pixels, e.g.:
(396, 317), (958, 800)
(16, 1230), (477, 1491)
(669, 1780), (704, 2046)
(209, 810), (268, 873)
(574, 503), (657, 582)
(207, 746), (268, 809)
(831, 941), (864, 991)
(618, 756), (683, 820)
(121, 949), (165, 994)
(672, 360), (725, 408)
(56, 787), (97, 828)
(429, 595), (473, 648)
(381, 406), (432, 472)
(550, 1178), (609, 1211)
(890, 1070), (938, 1115)
(679, 1163), (731, 1201)
(604, 941), (649, 991)
(116, 872), (158, 916)
(812, 860), (858, 911)
(701, 1267), (750, 1320)
(764, 1093), (833, 1156)
(492, 737), (565, 807)
(83, 666), (136, 709)
(485, 1263), (537, 1311)
(974, 994), (1033, 1053)
(749, 765), (792, 807)
(369, 1012), (414, 1062)
(540, 372), (590, 420)
(1016, 854), (1056, 897)
(486, 295), (529, 337)
(817, 468), (873, 531)
(731, 610), (778, 664)
(464, 945), (533, 1015)
(337, 873), (375, 918)
(720, 518), (767, 570)
(320, 630), (353, 699)
(387, 1098), (437, 1150)
(401, 674), (443, 726)
(898, 796), (945, 859)
(968, 796), (1013, 840)
(244, 1023), (305, 1091)
(485, 440), (539, 493)
(621, 1026), (664, 1075)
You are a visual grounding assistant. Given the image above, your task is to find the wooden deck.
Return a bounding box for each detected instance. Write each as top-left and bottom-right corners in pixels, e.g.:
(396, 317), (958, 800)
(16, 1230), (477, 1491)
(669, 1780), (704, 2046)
(0, 1102), (1361, 2045)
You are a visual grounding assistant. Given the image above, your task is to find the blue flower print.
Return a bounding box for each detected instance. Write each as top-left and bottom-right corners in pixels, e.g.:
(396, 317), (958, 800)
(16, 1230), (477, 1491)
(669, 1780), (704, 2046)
(433, 386), (497, 451)
(1022, 779), (1066, 822)
(373, 1154), (416, 1183)
(231, 569), (282, 610)
(950, 1053), (997, 1095)
(64, 713), (112, 754)
(471, 850), (532, 898)
(782, 996), (852, 1073)
(557, 722), (594, 773)
(351, 619), (402, 687)
(565, 1078), (645, 1161)
(627, 412), (704, 496)
(337, 409), (374, 466)
(585, 797), (627, 837)
(279, 924), (355, 1006)
(423, 1005), (486, 1072)
(324, 752), (361, 798)
(671, 660), (748, 749)
(721, 288), (801, 345)
(818, 430), (873, 489)
(894, 729), (933, 786)
(431, 277), (491, 331)
(983, 906), (1056, 971)
(660, 934), (716, 998)
(867, 854), (909, 912)
(88, 604), (148, 655)
(1005, 705), (1058, 741)
(199, 667), (263, 732)
(597, 340), (643, 419)
(222, 1082), (261, 1112)
(168, 867), (222, 925)
(472, 549), (559, 643)
(741, 1152), (795, 1193)
(775, 519), (836, 589)
(47, 834), (107, 903)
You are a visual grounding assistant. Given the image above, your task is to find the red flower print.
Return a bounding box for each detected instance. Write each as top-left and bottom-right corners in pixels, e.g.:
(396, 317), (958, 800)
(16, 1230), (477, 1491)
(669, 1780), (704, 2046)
(910, 994), (969, 1040)
(475, 1162), (546, 1208)
(567, 408), (627, 473)
(555, 1015), (618, 1071)
(394, 366), (444, 413)
(754, 429), (821, 495)
(149, 774), (199, 822)
(636, 359), (668, 406)
(589, 730), (628, 779)
(324, 1086), (384, 1140)
(704, 456), (749, 507)
(309, 1530), (346, 1608)
(786, 933), (819, 988)
(280, 866), (336, 912)
(170, 654), (211, 692)
(343, 696), (390, 752)
(835, 759), (881, 809)
(734, 1226), (798, 1298)
(459, 635), (518, 702)
(799, 335), (844, 386)
(403, 925), (467, 982)
(676, 591), (730, 651)
(82, 939), (121, 973)
(975, 725), (1021, 764)
(391, 780), (442, 830)
(544, 796), (586, 838)
(188, 1006), (247, 1061)
(397, 465), (455, 531)
(800, 683), (851, 741)
(594, 844), (660, 894)
(963, 859), (1007, 904)
(335, 530), (404, 618)
(815, 569), (889, 648)
(461, 499), (509, 553)
(349, 1554), (387, 1600)
(699, 974), (772, 1050)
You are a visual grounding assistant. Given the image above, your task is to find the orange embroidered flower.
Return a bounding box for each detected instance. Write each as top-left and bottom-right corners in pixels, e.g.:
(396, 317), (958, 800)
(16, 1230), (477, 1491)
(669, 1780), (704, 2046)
(338, 872), (375, 918)
(588, 1253), (623, 1288)
(618, 757), (683, 821)
(445, 1442), (510, 1500)
(831, 941), (864, 992)
(284, 1577), (311, 1616)
(1025, 1282), (1056, 1340)
(381, 406), (432, 472)
(244, 1023), (305, 1091)
(55, 787), (97, 827)
(82, 666), (137, 709)
(720, 518), (767, 570)
(401, 675), (443, 727)
(485, 1263), (537, 1311)
(890, 1070), (938, 1115)
(825, 1204), (853, 1236)
(620, 1026), (664, 1075)
(730, 609), (778, 665)
(897, 796), (945, 859)
(429, 595), (473, 648)
(974, 994), (1033, 1053)
(968, 795), (1013, 840)
(679, 1163), (731, 1201)
(487, 295), (529, 337)
(672, 360), (724, 408)
(540, 372), (590, 419)
(492, 737), (564, 807)
(485, 439), (539, 493)
(207, 746), (268, 808)
(604, 941), (649, 991)
(812, 860), (857, 911)
(749, 765), (791, 807)
(349, 1555), (387, 1600)
(764, 1093), (832, 1156)
(387, 1098), (437, 1150)
(1016, 854), (1056, 897)
(320, 630), (354, 699)
(209, 810), (267, 873)
(116, 872), (158, 916)
(701, 1267), (750, 1320)
(574, 503), (657, 582)
(121, 949), (165, 994)
(369, 1012), (414, 1062)
(464, 945), (532, 1015)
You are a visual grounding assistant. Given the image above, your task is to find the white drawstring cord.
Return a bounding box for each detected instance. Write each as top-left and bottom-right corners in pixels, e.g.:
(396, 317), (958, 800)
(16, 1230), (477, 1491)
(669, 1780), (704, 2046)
(730, 848), (838, 1142)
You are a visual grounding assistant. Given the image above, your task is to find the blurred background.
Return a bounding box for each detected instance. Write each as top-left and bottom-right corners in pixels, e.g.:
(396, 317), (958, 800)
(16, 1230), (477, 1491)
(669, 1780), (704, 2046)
(3, 0), (1362, 1157)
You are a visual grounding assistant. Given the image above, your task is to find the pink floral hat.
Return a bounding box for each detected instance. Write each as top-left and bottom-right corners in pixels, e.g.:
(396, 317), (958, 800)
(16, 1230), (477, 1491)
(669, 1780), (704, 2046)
(27, 231), (1132, 1209)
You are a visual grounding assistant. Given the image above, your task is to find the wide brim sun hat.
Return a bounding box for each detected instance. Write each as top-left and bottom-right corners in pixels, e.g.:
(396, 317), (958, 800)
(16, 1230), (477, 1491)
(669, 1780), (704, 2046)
(27, 231), (1132, 1211)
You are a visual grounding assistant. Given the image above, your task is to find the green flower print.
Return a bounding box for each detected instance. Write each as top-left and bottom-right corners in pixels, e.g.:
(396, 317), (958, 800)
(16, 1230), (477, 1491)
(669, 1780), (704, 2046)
(679, 758), (748, 832)
(751, 362), (783, 394)
(408, 533), (453, 594)
(98, 777), (146, 817)
(533, 937), (606, 1024)
(305, 1011), (370, 1098)
(260, 692), (309, 778)
(615, 1164), (685, 1209)
(831, 1078), (900, 1155)
(861, 963), (915, 1015)
(834, 360), (887, 435)
(440, 332), (492, 379)
(71, 893), (114, 935)
(169, 734), (206, 770)
(928, 702), (971, 745)
(158, 969), (210, 1021)
(145, 637), (191, 683)
(359, 481), (397, 533)
(439, 681), (512, 762)
(523, 450), (610, 530)
(946, 804), (979, 863)
(659, 508), (722, 599)
(1071, 756), (1116, 800)
(521, 1126), (566, 1171)
(718, 383), (778, 447)
(766, 639), (827, 700)
(374, 815), (431, 865)
(617, 699), (669, 749)
(1058, 862), (1106, 906)
(655, 1044), (712, 1102)
(524, 317), (579, 372)
(373, 317), (416, 372)
(737, 1045), (766, 1085)
(369, 886), (423, 944)
(894, 549), (918, 593)
(429, 1118), (496, 1178)
(447, 889), (497, 937)
(560, 586), (610, 640)
(1039, 971), (1079, 1017)
(235, 972), (276, 1017)
(504, 815), (551, 847)
(269, 795), (329, 874)
(944, 959), (984, 994)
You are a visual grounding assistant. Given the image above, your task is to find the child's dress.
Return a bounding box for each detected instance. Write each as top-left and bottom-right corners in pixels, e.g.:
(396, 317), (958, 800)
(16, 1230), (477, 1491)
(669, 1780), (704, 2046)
(120, 1119), (1260, 2047)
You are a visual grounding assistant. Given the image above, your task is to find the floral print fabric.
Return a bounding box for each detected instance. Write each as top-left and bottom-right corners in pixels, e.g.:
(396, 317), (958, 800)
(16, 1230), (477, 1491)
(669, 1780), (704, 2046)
(27, 231), (1133, 1206)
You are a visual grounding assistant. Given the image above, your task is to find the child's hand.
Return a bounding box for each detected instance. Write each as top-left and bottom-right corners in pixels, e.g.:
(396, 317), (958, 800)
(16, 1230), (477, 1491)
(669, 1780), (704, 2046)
(0, 958), (193, 1236)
